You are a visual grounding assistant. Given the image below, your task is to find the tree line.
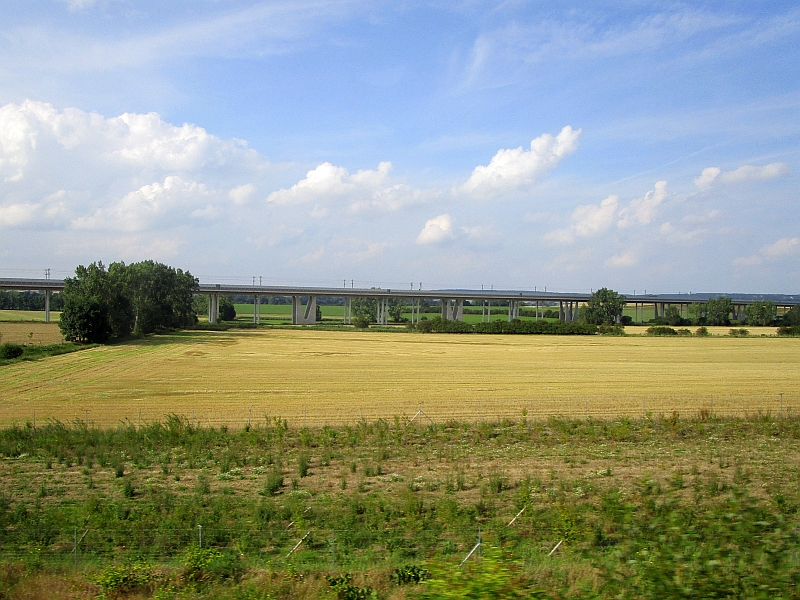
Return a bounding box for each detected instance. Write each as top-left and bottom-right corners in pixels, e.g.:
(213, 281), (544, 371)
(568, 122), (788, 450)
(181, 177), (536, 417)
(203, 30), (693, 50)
(0, 290), (64, 311)
(59, 261), (198, 343)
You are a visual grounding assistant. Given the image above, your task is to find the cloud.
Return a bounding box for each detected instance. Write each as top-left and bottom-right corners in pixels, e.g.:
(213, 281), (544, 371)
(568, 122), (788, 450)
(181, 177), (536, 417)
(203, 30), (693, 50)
(72, 176), (213, 232)
(544, 181), (667, 244)
(60, 0), (97, 11)
(267, 161), (433, 213)
(695, 163), (790, 189)
(761, 236), (799, 258)
(543, 195), (619, 244)
(229, 184), (255, 205)
(617, 180), (666, 228)
(416, 214), (454, 245)
(0, 100), (271, 233)
(694, 167), (721, 189)
(734, 236), (799, 266)
(460, 126), (580, 198)
(605, 252), (637, 267)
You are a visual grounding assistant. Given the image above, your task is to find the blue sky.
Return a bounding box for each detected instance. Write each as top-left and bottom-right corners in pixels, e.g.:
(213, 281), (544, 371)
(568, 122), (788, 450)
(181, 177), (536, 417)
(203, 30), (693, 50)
(0, 1), (798, 293)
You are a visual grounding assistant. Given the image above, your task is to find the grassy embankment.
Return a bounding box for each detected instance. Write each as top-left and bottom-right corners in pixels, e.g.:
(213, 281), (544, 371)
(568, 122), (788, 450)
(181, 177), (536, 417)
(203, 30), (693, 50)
(0, 415), (799, 598)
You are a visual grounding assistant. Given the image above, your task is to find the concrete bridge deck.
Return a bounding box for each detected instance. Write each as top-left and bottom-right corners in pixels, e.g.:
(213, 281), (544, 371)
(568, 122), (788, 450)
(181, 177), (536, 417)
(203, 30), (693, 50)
(1, 278), (797, 325)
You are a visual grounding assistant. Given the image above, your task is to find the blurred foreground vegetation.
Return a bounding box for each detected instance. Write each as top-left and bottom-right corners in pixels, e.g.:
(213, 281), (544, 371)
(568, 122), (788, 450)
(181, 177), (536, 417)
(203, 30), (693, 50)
(1, 414), (799, 598)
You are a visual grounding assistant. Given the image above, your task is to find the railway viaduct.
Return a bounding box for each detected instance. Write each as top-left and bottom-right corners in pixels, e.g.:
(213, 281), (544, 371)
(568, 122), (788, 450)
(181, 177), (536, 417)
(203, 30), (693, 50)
(1, 278), (797, 326)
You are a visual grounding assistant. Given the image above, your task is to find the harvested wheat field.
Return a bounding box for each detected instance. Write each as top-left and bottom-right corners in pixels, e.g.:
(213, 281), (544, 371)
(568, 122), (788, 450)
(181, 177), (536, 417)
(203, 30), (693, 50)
(0, 328), (798, 427)
(0, 321), (65, 345)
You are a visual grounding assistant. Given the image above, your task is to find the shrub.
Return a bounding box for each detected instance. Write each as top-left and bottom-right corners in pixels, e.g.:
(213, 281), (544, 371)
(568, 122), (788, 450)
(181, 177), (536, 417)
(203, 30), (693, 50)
(262, 467), (284, 496)
(391, 565), (430, 585)
(778, 325), (800, 337)
(90, 562), (157, 596)
(695, 326), (710, 337)
(729, 328), (749, 337)
(298, 453), (310, 478)
(122, 478), (135, 498)
(353, 315), (370, 329)
(326, 573), (377, 600)
(182, 546), (243, 584)
(676, 328), (692, 336)
(0, 343), (24, 359)
(646, 326), (677, 336)
(598, 325), (626, 336)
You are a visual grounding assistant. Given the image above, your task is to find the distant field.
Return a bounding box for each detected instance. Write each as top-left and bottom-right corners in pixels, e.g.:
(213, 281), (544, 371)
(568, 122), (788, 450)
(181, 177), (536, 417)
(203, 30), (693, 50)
(0, 321), (65, 345)
(1, 328), (797, 427)
(0, 309), (60, 322)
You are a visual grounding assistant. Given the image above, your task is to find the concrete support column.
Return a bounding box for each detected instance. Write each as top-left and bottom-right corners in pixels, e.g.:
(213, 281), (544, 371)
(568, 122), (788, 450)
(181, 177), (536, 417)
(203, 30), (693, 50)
(344, 297), (352, 324)
(292, 296), (317, 325)
(559, 301), (565, 322)
(44, 290), (51, 323)
(454, 299), (464, 321)
(253, 294), (261, 324)
(208, 293), (219, 324)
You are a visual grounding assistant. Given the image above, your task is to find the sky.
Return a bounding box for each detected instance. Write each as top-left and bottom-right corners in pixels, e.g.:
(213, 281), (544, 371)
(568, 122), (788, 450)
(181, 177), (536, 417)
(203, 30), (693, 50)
(0, 1), (798, 293)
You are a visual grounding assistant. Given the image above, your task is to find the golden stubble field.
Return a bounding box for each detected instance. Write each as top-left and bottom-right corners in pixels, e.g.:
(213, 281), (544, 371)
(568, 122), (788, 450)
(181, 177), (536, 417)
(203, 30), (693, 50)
(0, 321), (65, 344)
(1, 328), (798, 427)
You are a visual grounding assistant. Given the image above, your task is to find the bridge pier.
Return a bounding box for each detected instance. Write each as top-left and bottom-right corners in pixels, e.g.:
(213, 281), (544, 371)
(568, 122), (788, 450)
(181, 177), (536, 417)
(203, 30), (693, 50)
(376, 298), (389, 325)
(253, 294), (261, 324)
(508, 300), (520, 321)
(440, 298), (463, 321)
(343, 297), (352, 324)
(292, 295), (317, 325)
(44, 290), (51, 323)
(208, 293), (219, 324)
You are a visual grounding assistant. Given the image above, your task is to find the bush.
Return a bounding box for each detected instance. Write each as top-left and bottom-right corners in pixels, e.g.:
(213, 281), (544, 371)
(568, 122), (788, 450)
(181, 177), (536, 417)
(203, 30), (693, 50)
(391, 565), (431, 586)
(646, 326), (677, 336)
(695, 326), (710, 337)
(676, 328), (692, 336)
(598, 325), (626, 336)
(777, 325), (800, 337)
(0, 343), (24, 359)
(298, 453), (309, 478)
(182, 546), (243, 584)
(327, 573), (377, 600)
(262, 467), (284, 496)
(90, 562), (157, 595)
(353, 315), (370, 329)
(729, 328), (749, 337)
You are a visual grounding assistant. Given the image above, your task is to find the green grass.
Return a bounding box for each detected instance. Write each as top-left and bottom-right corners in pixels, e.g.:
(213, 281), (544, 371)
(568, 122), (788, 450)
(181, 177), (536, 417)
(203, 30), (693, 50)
(1, 415), (799, 598)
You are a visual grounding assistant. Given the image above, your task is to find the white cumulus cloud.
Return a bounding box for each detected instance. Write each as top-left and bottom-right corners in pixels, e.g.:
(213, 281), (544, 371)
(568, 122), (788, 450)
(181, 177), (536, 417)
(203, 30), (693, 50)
(0, 100), (272, 235)
(544, 181), (667, 244)
(617, 180), (666, 228)
(267, 161), (432, 213)
(460, 126), (580, 198)
(734, 236), (799, 267)
(543, 195), (619, 244)
(695, 162), (790, 189)
(416, 214), (454, 245)
(605, 252), (638, 267)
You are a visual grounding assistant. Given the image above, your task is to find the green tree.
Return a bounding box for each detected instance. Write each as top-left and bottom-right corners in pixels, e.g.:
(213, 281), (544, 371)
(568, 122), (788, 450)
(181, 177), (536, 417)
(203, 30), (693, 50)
(663, 306), (684, 326)
(388, 298), (406, 323)
(687, 302), (705, 325)
(351, 297), (377, 323)
(117, 260), (197, 334)
(59, 260), (198, 343)
(745, 301), (775, 326)
(783, 306), (800, 326)
(59, 262), (132, 343)
(218, 296), (237, 321)
(706, 297), (733, 326)
(584, 288), (625, 325)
